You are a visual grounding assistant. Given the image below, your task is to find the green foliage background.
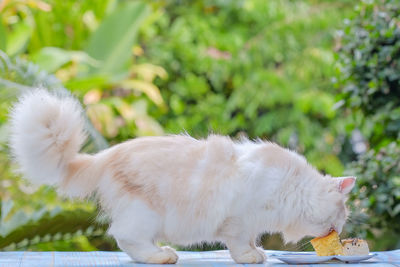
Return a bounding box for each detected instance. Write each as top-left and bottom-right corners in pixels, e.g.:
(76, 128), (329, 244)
(0, 0), (398, 252)
(337, 0), (400, 250)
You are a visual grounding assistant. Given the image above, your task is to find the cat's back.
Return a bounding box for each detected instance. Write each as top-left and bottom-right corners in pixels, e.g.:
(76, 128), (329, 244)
(102, 134), (238, 185)
(105, 135), (205, 166)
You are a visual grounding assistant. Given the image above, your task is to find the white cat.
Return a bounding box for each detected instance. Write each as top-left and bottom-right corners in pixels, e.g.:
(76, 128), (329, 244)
(9, 89), (355, 264)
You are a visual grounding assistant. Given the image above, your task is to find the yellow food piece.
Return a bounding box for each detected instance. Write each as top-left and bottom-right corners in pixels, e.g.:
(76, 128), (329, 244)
(311, 231), (343, 256)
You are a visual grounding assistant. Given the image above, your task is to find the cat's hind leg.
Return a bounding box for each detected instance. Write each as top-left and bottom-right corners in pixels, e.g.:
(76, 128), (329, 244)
(109, 200), (178, 264)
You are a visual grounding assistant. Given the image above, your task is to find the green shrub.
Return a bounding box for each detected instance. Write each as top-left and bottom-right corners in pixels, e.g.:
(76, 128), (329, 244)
(337, 0), (400, 147)
(337, 0), (400, 249)
(345, 142), (400, 249)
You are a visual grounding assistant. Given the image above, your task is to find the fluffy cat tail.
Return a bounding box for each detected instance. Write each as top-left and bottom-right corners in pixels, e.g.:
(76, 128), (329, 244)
(9, 89), (97, 197)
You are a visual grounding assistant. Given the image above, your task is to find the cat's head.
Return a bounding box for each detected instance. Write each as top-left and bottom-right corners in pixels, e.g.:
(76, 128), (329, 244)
(283, 176), (355, 243)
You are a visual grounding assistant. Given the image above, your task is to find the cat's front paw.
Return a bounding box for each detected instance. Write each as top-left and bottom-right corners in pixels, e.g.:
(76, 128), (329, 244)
(231, 247), (266, 264)
(146, 246), (178, 264)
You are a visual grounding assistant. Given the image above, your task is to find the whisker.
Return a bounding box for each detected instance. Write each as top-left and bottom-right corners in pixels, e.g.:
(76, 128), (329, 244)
(287, 239), (313, 251)
(347, 213), (369, 222)
(297, 242), (312, 251)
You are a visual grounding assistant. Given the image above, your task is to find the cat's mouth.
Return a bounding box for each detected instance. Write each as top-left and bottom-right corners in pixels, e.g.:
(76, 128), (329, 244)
(318, 226), (336, 238)
(326, 226), (338, 236)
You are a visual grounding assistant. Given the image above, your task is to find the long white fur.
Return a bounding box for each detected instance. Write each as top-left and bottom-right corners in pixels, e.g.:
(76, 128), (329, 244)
(9, 89), (355, 264)
(10, 89), (86, 185)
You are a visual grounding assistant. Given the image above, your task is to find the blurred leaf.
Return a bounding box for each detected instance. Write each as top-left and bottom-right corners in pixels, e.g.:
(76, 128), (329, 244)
(0, 199), (13, 222)
(132, 100), (163, 136)
(113, 99), (135, 122)
(85, 1), (150, 76)
(121, 79), (165, 107)
(6, 22), (32, 56)
(131, 63), (168, 82)
(32, 47), (99, 73)
(86, 103), (119, 138)
(31, 47), (72, 73)
(0, 19), (6, 51)
(64, 75), (110, 92)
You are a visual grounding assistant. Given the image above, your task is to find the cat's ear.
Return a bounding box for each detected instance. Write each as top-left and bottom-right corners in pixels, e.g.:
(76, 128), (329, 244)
(337, 176), (356, 194)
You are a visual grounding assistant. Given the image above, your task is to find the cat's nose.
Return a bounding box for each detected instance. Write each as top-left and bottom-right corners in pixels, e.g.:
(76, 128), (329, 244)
(330, 225), (342, 234)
